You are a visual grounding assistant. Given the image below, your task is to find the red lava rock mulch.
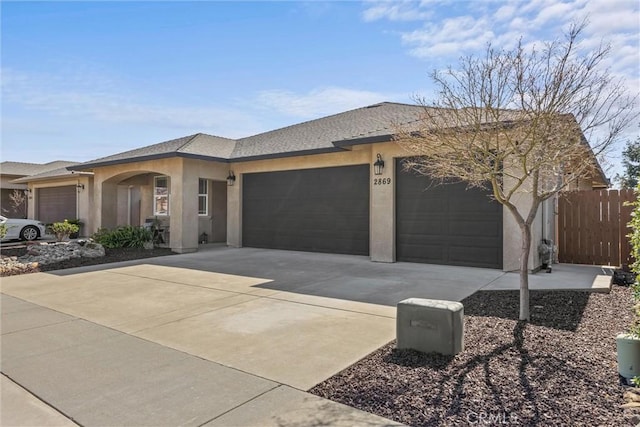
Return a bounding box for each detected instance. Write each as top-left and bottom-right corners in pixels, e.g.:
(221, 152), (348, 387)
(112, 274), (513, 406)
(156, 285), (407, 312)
(310, 286), (636, 426)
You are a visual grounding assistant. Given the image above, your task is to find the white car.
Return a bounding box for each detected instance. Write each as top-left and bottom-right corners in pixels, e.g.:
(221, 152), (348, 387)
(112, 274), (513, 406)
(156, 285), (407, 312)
(0, 216), (47, 241)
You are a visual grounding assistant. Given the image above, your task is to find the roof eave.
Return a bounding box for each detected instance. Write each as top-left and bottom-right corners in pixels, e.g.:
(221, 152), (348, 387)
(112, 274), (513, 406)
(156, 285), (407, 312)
(229, 147), (347, 163)
(332, 134), (395, 148)
(68, 152), (233, 171)
(11, 173), (92, 184)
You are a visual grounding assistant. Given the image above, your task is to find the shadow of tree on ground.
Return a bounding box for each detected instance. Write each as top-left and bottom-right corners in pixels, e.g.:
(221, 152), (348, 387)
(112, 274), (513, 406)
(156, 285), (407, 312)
(312, 287), (633, 426)
(461, 289), (590, 331)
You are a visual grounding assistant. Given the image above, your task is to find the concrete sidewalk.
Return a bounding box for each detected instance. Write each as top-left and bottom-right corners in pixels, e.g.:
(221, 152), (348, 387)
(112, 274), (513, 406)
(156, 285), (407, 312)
(1, 295), (402, 427)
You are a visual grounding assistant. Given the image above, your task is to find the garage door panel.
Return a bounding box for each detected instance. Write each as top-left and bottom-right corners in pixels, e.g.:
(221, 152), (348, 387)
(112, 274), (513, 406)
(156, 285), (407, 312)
(37, 186), (77, 224)
(450, 221), (501, 237)
(449, 250), (501, 268)
(396, 159), (502, 269)
(399, 244), (446, 264)
(243, 165), (369, 256)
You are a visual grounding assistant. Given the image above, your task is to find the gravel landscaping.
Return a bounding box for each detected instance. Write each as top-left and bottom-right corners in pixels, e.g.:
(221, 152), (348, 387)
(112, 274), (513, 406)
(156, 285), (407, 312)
(311, 285), (637, 426)
(0, 243), (174, 276)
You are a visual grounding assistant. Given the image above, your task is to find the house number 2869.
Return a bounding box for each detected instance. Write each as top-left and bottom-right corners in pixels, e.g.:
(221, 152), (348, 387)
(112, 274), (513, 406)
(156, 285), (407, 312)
(373, 178), (391, 185)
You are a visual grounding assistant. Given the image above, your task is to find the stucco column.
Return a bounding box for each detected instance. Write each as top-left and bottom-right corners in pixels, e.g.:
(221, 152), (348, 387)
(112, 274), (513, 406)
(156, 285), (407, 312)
(226, 171), (241, 247)
(169, 162), (199, 253)
(140, 184), (153, 221)
(502, 172), (542, 272)
(77, 176), (93, 236)
(26, 187), (35, 219)
(370, 152), (395, 262)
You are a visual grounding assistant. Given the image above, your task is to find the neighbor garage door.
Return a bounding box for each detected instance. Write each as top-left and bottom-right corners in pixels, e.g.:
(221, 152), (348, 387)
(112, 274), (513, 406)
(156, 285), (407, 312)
(37, 186), (77, 224)
(243, 165), (370, 255)
(396, 159), (503, 269)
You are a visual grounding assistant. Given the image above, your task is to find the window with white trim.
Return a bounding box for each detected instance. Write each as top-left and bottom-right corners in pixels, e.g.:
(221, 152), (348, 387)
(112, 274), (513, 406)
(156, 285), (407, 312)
(154, 176), (169, 216)
(198, 178), (208, 216)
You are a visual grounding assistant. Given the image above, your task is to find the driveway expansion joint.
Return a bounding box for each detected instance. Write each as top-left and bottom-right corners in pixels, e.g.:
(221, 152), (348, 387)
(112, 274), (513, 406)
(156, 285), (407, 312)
(196, 384), (283, 427)
(1, 373), (81, 427)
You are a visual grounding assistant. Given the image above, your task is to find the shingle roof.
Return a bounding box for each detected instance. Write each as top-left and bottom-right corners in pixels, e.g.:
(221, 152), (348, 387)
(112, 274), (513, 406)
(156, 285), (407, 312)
(1, 160), (79, 177)
(69, 133), (237, 169)
(10, 166), (92, 184)
(70, 102), (425, 170)
(65, 101), (605, 188)
(230, 102), (424, 159)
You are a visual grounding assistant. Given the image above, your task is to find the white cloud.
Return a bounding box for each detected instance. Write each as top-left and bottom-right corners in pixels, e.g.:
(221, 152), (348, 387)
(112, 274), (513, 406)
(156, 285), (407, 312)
(402, 15), (495, 57)
(254, 87), (402, 119)
(362, 0), (639, 177)
(0, 68), (260, 138)
(531, 2), (575, 26)
(362, 0), (434, 22)
(494, 5), (517, 22)
(365, 0), (639, 74)
(362, 0), (639, 114)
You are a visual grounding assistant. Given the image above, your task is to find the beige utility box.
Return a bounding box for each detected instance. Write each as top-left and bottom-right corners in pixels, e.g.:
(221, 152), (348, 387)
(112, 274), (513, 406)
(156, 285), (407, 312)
(396, 298), (464, 355)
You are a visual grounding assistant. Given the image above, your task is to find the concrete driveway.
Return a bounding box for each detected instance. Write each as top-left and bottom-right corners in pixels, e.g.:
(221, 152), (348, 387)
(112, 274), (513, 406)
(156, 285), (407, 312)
(1, 246), (609, 426)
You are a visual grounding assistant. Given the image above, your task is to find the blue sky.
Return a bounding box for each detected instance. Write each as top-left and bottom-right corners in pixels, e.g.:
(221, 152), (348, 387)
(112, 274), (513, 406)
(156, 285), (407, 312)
(2, 0), (639, 177)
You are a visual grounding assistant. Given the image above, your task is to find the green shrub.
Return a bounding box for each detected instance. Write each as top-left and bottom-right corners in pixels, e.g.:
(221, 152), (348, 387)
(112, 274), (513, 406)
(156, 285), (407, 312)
(91, 226), (152, 249)
(50, 220), (80, 242)
(627, 183), (640, 337)
(0, 223), (7, 239)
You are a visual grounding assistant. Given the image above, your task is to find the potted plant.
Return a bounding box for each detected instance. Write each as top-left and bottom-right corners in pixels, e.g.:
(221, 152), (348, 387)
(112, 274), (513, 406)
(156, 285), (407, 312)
(67, 219), (83, 239)
(50, 220), (80, 242)
(617, 289), (640, 384)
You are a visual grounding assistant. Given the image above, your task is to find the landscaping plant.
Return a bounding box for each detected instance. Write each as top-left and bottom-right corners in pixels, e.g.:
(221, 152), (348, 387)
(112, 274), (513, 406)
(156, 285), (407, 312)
(622, 183), (640, 394)
(627, 182), (640, 337)
(0, 223), (7, 239)
(50, 220), (80, 242)
(91, 226), (152, 249)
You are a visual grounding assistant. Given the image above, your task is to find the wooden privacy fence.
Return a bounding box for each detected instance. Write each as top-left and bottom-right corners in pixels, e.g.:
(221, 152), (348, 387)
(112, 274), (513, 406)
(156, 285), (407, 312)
(558, 189), (635, 267)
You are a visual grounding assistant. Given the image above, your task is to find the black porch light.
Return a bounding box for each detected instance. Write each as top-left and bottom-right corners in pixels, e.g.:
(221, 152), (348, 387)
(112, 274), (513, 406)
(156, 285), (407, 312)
(373, 153), (385, 175)
(226, 171), (236, 186)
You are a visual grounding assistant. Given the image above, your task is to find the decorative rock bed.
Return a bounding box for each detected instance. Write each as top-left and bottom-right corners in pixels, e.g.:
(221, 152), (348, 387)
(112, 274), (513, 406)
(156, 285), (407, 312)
(0, 241), (105, 275)
(311, 286), (638, 426)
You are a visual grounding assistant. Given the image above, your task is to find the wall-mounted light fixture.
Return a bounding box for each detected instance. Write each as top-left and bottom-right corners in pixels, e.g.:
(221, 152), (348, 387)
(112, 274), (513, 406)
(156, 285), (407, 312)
(373, 153), (385, 176)
(226, 171), (236, 186)
(23, 189), (32, 195)
(76, 183), (85, 190)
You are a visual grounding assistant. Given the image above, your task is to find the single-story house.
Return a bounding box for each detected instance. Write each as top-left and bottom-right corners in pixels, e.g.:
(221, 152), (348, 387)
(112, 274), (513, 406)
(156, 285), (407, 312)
(1, 161), (80, 219)
(19, 102), (607, 271)
(11, 166), (93, 236)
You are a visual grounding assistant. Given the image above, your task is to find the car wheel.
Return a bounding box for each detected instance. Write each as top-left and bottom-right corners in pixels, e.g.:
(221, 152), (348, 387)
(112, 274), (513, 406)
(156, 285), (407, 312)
(20, 225), (39, 241)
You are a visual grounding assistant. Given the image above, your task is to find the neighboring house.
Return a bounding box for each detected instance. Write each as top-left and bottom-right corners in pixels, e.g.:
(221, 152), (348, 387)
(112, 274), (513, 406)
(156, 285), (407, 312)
(0, 161), (79, 219)
(55, 102), (605, 271)
(10, 166), (93, 235)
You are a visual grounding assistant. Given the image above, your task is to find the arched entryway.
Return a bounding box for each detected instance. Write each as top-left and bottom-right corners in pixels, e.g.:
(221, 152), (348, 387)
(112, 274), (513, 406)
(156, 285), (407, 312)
(96, 167), (228, 252)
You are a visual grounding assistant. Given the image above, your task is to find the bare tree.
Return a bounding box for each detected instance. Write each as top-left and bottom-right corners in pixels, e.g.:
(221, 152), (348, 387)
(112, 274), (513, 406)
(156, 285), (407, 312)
(394, 22), (637, 320)
(6, 189), (27, 218)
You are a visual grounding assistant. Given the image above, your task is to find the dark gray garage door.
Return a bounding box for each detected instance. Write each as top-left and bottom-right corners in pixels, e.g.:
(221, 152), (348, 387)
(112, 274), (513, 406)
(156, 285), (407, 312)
(37, 186), (77, 224)
(396, 159), (503, 269)
(243, 165), (370, 255)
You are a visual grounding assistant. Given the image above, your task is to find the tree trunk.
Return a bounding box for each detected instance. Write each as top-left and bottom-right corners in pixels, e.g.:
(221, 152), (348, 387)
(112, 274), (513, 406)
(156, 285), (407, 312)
(519, 223), (532, 321)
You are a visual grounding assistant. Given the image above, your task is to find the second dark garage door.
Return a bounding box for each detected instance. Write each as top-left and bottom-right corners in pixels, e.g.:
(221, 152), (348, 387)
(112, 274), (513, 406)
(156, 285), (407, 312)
(396, 159), (503, 269)
(243, 165), (370, 255)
